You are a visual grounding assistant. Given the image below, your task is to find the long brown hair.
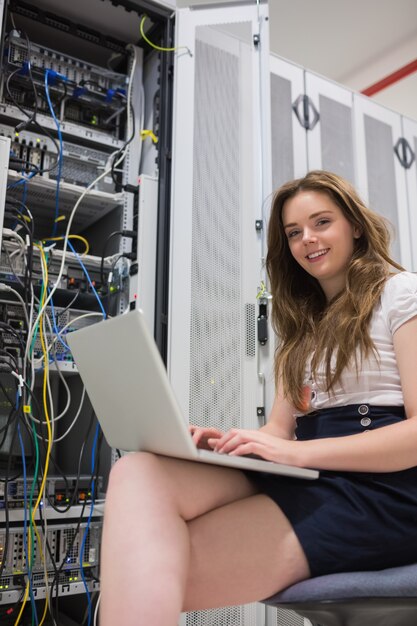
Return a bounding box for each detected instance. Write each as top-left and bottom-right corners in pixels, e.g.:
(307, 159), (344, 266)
(267, 170), (404, 411)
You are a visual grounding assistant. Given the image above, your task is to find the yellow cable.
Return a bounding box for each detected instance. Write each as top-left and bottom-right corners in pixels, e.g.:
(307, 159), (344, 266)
(140, 15), (192, 55)
(14, 245), (52, 626)
(42, 235), (90, 256)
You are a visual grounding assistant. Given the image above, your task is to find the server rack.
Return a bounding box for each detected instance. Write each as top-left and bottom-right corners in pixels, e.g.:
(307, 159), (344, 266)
(0, 0), (174, 623)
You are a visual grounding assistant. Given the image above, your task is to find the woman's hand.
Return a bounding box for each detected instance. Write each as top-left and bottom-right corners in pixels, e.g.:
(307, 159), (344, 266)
(189, 425), (224, 450)
(210, 428), (301, 466)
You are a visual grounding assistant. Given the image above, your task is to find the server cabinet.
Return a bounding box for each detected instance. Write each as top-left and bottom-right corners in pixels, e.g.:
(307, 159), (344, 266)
(0, 0), (172, 621)
(353, 93), (411, 268)
(170, 4), (271, 626)
(269, 54), (307, 191)
(402, 116), (417, 271)
(304, 71), (355, 183)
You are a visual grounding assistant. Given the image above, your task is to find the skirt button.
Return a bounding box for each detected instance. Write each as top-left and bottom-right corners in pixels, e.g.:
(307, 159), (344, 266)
(358, 404), (369, 415)
(360, 417), (372, 427)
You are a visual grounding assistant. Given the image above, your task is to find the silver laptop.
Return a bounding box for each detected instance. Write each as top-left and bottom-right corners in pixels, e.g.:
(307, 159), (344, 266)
(67, 310), (318, 480)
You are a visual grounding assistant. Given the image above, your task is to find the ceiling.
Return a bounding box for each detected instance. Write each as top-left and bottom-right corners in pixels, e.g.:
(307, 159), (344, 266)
(267, 0), (417, 85)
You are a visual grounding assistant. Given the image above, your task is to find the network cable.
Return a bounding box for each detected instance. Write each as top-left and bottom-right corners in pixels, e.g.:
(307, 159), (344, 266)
(44, 69), (64, 236)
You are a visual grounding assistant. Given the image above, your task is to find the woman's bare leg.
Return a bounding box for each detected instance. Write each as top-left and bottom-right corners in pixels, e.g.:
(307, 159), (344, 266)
(100, 452), (310, 626)
(184, 493), (309, 610)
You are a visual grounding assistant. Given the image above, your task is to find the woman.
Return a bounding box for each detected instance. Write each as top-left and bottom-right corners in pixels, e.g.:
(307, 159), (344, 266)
(100, 170), (417, 625)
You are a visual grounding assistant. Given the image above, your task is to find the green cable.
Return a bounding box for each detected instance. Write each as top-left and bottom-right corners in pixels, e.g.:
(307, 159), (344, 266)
(27, 263), (47, 625)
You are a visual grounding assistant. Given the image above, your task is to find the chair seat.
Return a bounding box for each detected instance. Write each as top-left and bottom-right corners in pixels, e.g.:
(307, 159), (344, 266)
(264, 563), (417, 626)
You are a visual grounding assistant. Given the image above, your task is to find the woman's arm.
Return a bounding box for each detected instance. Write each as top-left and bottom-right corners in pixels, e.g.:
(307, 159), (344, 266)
(259, 384), (297, 440)
(216, 316), (417, 473)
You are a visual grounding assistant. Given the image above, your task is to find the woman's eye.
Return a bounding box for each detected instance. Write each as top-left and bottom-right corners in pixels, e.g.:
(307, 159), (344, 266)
(287, 230), (300, 239)
(317, 219), (330, 227)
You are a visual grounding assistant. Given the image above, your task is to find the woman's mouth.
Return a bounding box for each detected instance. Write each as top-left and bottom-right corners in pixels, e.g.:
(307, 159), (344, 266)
(305, 248), (330, 263)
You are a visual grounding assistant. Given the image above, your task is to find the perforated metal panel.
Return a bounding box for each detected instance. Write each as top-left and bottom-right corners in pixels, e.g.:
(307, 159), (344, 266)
(270, 73), (295, 190)
(186, 606), (262, 626)
(319, 94), (354, 183)
(275, 608), (305, 626)
(183, 20), (262, 626)
(189, 36), (241, 432)
(363, 114), (400, 261)
(266, 607), (308, 626)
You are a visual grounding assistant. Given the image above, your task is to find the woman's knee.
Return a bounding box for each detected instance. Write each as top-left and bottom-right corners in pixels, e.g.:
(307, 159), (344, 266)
(107, 451), (159, 491)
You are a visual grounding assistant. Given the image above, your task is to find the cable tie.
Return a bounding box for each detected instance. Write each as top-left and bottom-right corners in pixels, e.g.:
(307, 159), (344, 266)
(140, 129), (158, 144)
(42, 242), (56, 252)
(11, 371), (24, 395)
(25, 234), (30, 248)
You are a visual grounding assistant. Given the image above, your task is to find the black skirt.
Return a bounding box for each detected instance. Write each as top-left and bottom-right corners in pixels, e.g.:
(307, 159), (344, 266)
(245, 404), (417, 577)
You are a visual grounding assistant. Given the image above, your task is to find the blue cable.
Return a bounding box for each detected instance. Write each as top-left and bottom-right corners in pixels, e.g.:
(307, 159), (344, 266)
(7, 149), (37, 188)
(47, 287), (71, 354)
(67, 240), (106, 319)
(44, 69), (63, 237)
(16, 404), (39, 625)
(79, 424), (100, 626)
(21, 178), (28, 210)
(7, 170), (37, 189)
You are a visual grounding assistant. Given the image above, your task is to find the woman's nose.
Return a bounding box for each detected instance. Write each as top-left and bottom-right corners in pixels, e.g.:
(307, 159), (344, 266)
(302, 229), (317, 244)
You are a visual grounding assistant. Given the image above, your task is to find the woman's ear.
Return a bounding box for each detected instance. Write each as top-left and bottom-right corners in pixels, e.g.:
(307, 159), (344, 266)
(353, 225), (362, 239)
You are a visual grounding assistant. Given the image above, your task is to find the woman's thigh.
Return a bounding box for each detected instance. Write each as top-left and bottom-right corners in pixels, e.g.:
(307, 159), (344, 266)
(184, 493), (311, 611)
(107, 451), (259, 520)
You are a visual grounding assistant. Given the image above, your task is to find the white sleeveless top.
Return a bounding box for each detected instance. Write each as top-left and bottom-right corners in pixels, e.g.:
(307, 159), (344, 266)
(298, 271), (417, 414)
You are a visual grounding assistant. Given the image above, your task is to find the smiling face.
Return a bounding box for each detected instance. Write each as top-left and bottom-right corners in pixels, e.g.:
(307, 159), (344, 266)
(282, 190), (361, 301)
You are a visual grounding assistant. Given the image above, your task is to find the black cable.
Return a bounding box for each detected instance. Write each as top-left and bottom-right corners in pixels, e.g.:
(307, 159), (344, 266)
(1, 209), (34, 312)
(100, 230), (135, 294)
(0, 405), (17, 450)
(4, 210), (33, 240)
(99, 230), (123, 290)
(0, 377), (19, 581)
(49, 409), (95, 517)
(0, 581), (26, 621)
(0, 374), (37, 483)
(54, 290), (81, 322)
(0, 349), (19, 370)
(5, 206), (34, 311)
(5, 66), (60, 175)
(110, 101), (136, 187)
(3, 248), (25, 288)
(8, 156), (41, 176)
(0, 321), (27, 354)
(50, 415), (103, 623)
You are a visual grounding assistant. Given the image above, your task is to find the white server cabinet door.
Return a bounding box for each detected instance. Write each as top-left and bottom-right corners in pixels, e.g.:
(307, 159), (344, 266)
(305, 72), (355, 184)
(269, 54), (307, 191)
(354, 94), (411, 269)
(170, 2), (270, 420)
(170, 6), (270, 624)
(402, 116), (417, 271)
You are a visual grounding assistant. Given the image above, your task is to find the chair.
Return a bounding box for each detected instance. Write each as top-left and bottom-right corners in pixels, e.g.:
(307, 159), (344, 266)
(264, 562), (417, 626)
